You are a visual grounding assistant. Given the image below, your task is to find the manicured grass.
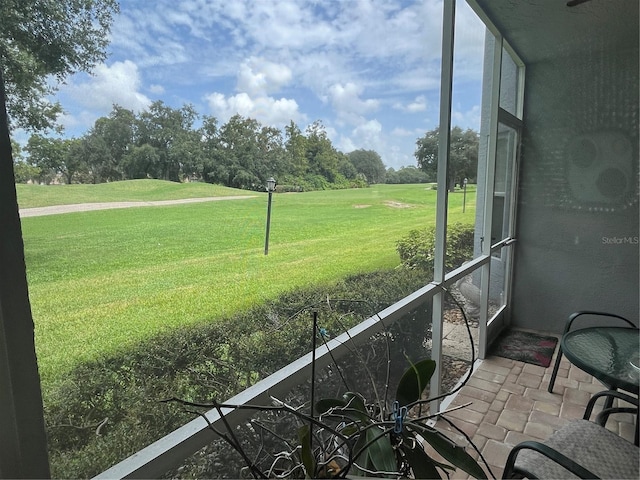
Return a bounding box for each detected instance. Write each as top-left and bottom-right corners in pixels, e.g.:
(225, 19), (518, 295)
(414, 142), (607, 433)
(16, 179), (250, 208)
(19, 181), (476, 390)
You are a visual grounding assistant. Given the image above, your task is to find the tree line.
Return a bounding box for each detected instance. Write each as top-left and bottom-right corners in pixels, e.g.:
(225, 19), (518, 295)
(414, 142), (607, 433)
(13, 102), (390, 191)
(13, 101), (479, 191)
(4, 0), (479, 193)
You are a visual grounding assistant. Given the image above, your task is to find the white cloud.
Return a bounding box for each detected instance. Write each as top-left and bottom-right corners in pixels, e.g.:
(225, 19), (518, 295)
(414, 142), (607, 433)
(394, 95), (428, 113)
(452, 1), (486, 82)
(149, 84), (165, 95)
(110, 9), (190, 68)
(236, 58), (293, 96)
(64, 61), (152, 113)
(237, 1), (335, 50)
(385, 145), (416, 170)
(452, 104), (482, 130)
(337, 136), (357, 153)
(328, 82), (379, 124)
(392, 127), (421, 137)
(205, 92), (302, 127)
(204, 54), (300, 127)
(51, 0), (486, 167)
(336, 119), (384, 154)
(353, 119), (382, 138)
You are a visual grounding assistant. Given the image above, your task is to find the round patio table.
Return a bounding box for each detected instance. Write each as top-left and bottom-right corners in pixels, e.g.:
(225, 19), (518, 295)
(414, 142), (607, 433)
(563, 326), (640, 445)
(561, 326), (639, 394)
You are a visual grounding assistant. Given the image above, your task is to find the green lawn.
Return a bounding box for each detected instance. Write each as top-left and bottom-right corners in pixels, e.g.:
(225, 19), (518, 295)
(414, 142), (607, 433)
(16, 178), (250, 208)
(19, 181), (476, 389)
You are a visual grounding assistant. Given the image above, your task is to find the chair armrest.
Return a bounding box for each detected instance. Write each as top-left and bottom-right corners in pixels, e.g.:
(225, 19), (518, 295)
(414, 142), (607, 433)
(584, 389), (639, 422)
(504, 440), (599, 479)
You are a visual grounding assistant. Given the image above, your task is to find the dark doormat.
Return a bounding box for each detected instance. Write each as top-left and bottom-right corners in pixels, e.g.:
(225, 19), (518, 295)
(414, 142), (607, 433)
(489, 329), (558, 368)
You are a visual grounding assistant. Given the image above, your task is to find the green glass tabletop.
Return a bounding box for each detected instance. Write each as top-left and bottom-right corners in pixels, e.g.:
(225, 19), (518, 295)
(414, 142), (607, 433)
(562, 326), (640, 393)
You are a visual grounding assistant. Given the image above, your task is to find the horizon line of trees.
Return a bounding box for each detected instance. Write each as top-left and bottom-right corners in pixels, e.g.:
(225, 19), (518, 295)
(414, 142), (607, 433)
(13, 101), (479, 192)
(13, 102), (387, 191)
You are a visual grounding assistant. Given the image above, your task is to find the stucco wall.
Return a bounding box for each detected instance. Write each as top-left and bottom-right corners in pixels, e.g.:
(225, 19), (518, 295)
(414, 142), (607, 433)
(511, 45), (639, 332)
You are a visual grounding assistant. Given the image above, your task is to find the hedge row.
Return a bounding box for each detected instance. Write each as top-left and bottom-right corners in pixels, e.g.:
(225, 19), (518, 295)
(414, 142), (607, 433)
(46, 224), (474, 478)
(46, 268), (429, 478)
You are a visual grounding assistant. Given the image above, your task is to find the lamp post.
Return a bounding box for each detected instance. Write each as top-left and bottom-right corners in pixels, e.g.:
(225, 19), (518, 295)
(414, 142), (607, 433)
(463, 177), (468, 213)
(264, 177), (276, 255)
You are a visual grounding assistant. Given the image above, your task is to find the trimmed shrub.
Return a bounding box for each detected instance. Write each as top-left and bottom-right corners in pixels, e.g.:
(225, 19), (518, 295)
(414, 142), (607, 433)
(396, 222), (474, 273)
(45, 268), (429, 478)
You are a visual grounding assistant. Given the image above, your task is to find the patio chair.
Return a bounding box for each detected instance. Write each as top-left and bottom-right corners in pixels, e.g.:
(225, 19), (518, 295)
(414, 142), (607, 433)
(548, 310), (637, 394)
(547, 311), (639, 445)
(503, 418), (639, 479)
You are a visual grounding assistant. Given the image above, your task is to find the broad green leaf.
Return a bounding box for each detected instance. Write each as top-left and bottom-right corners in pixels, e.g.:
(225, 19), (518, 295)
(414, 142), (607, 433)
(409, 424), (487, 479)
(352, 430), (371, 475)
(365, 426), (397, 476)
(396, 359), (436, 406)
(297, 425), (316, 478)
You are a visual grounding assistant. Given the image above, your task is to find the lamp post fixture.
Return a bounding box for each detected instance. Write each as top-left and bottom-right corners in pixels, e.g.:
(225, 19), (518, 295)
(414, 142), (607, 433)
(462, 177), (468, 213)
(264, 177), (276, 255)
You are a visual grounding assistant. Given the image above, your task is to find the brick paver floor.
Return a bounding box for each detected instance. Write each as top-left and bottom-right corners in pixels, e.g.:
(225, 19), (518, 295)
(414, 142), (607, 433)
(433, 348), (638, 479)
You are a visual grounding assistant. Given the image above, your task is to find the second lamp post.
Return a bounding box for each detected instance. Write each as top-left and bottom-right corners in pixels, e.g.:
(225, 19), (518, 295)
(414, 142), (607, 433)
(264, 177), (276, 255)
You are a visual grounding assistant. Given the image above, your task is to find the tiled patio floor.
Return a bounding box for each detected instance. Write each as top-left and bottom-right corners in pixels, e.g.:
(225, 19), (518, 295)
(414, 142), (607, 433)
(434, 347), (638, 479)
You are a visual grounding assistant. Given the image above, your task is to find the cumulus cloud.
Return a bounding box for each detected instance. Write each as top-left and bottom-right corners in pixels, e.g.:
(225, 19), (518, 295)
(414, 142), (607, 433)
(336, 119), (384, 155)
(452, 104), (482, 130)
(64, 61), (152, 113)
(236, 58), (293, 96)
(392, 127), (422, 137)
(148, 84), (165, 95)
(205, 54), (302, 127)
(394, 95), (428, 113)
(52, 0), (486, 167)
(205, 92), (302, 127)
(353, 119), (382, 138)
(327, 82), (379, 125)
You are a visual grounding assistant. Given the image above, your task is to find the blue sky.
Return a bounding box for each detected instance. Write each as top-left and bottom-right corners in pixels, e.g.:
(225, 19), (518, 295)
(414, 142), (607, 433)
(52, 0), (486, 170)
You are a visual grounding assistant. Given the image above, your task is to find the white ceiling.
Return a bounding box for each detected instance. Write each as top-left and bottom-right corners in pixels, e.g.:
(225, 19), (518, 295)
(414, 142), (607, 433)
(470, 0), (639, 64)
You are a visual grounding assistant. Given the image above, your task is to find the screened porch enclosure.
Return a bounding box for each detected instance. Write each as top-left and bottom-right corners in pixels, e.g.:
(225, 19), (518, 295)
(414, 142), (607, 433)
(0, 0), (637, 478)
(477, 0), (639, 333)
(96, 1), (637, 476)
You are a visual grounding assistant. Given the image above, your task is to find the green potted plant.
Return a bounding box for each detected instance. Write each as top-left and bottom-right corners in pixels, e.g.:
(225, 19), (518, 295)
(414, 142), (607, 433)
(172, 355), (488, 479)
(305, 357), (487, 478)
(169, 294), (489, 478)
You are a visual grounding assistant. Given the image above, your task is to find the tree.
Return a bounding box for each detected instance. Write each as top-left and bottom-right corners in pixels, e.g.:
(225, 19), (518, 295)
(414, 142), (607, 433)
(0, 0), (119, 131)
(0, 66), (50, 479)
(283, 121), (309, 178)
(337, 154), (358, 180)
(256, 125), (286, 183)
(135, 101), (199, 182)
(66, 135), (112, 183)
(88, 105), (137, 181)
(216, 115), (268, 190)
(121, 144), (160, 180)
(348, 149), (386, 184)
(25, 134), (84, 184)
(11, 139), (40, 183)
(415, 126), (478, 191)
(385, 166), (430, 184)
(199, 115), (223, 183)
(305, 120), (341, 183)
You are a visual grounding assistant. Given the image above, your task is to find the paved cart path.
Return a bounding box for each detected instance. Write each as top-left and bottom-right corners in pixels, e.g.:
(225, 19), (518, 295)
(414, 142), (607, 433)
(19, 195), (257, 218)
